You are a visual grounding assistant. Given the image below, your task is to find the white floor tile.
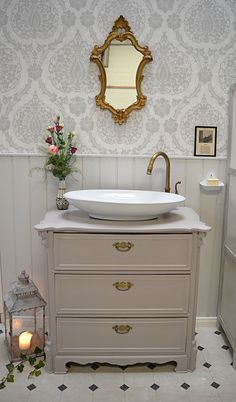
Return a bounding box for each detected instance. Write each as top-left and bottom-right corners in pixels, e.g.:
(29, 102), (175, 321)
(93, 386), (125, 402)
(187, 386), (221, 402)
(182, 367), (213, 386)
(202, 348), (232, 365)
(37, 371), (66, 387)
(124, 387), (156, 402)
(94, 371), (124, 386)
(27, 386), (62, 402)
(209, 364), (236, 385)
(153, 371), (185, 388)
(64, 370), (95, 388)
(124, 371), (155, 387)
(59, 386), (94, 402)
(154, 387), (190, 402)
(217, 384), (236, 402)
(0, 384), (31, 402)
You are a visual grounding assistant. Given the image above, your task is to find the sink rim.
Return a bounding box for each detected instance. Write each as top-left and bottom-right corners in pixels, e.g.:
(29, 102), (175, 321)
(64, 189), (186, 221)
(64, 189), (185, 205)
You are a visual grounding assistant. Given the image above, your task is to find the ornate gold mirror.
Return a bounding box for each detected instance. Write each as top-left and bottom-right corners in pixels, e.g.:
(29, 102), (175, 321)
(90, 16), (153, 124)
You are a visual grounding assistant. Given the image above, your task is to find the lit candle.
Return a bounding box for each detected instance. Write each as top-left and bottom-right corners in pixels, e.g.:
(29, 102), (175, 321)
(19, 331), (33, 350)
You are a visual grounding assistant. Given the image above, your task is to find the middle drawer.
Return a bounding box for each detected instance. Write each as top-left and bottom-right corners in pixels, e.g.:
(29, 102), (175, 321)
(55, 274), (190, 317)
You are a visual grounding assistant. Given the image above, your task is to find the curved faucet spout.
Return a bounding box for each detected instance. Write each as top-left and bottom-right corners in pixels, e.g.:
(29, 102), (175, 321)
(146, 151), (171, 193)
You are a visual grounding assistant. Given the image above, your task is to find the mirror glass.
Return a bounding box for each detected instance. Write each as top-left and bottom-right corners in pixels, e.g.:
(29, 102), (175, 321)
(90, 16), (152, 124)
(100, 39), (143, 110)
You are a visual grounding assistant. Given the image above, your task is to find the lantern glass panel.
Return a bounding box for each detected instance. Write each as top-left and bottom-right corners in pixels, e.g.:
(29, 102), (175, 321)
(5, 306), (45, 361)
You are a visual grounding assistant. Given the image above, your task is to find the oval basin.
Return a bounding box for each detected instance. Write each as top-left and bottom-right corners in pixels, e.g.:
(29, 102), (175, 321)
(64, 189), (185, 221)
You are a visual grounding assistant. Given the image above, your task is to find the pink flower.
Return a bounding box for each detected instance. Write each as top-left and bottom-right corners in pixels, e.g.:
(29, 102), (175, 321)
(47, 126), (55, 133)
(55, 124), (64, 132)
(70, 146), (77, 154)
(45, 136), (52, 144)
(48, 145), (59, 154)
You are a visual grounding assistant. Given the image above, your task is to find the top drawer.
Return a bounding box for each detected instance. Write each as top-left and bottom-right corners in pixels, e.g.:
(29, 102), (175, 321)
(53, 233), (193, 272)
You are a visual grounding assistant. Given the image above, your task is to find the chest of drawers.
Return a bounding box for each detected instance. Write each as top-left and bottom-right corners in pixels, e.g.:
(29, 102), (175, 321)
(36, 207), (210, 373)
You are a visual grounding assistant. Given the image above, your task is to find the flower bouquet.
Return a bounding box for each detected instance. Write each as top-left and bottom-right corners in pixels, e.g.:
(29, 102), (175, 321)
(42, 115), (78, 210)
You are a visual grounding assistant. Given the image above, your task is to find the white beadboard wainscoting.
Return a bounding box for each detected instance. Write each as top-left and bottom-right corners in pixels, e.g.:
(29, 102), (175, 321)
(0, 155), (227, 318)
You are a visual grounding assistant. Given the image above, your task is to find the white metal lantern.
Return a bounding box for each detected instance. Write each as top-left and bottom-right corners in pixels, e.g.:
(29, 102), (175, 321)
(3, 270), (46, 361)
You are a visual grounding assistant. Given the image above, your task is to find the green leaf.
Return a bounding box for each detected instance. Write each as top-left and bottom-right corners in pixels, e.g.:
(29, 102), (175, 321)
(20, 353), (27, 360)
(34, 346), (42, 355)
(6, 374), (14, 383)
(34, 360), (45, 369)
(34, 370), (41, 377)
(17, 363), (24, 373)
(6, 363), (14, 372)
(28, 356), (36, 366)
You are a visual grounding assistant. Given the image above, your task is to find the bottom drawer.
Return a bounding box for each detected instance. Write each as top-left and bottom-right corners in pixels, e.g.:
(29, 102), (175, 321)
(56, 317), (187, 355)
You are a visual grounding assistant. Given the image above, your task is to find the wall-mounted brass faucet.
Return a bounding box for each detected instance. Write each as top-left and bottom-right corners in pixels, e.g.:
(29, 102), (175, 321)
(146, 151), (171, 193)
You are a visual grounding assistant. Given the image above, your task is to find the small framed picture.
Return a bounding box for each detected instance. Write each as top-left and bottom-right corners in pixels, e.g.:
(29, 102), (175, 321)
(194, 126), (217, 157)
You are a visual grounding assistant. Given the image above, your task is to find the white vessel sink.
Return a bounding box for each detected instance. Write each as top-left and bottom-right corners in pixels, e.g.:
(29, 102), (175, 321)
(64, 189), (185, 221)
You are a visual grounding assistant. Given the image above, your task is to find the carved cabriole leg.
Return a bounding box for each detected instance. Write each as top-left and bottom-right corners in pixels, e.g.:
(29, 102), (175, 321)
(44, 338), (53, 373)
(188, 339), (197, 372)
(182, 231), (205, 373)
(216, 318), (222, 331)
(174, 356), (188, 373)
(54, 356), (69, 374)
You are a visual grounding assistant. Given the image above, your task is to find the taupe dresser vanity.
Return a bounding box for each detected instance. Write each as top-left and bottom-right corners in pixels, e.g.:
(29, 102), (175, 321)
(35, 206), (210, 373)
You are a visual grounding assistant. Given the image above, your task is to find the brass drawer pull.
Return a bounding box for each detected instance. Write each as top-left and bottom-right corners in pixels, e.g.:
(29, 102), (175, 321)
(113, 281), (134, 291)
(113, 241), (134, 252)
(112, 324), (132, 334)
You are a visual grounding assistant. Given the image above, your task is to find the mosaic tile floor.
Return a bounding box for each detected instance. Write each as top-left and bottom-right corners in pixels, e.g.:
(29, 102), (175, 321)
(0, 324), (236, 402)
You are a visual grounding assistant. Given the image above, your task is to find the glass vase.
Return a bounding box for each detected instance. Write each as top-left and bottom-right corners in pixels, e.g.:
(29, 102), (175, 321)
(56, 178), (69, 210)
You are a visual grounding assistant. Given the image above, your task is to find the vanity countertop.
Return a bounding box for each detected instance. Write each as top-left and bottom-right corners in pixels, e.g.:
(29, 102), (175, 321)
(35, 206), (211, 233)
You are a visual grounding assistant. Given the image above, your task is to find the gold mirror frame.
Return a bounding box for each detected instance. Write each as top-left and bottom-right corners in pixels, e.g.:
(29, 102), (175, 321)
(90, 16), (153, 124)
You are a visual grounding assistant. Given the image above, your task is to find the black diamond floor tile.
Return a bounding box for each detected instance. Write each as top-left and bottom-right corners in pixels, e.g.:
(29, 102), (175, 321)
(203, 362), (212, 368)
(89, 384), (98, 392)
(27, 384), (36, 391)
(150, 383), (160, 391)
(91, 363), (100, 370)
(181, 383), (190, 390)
(211, 382), (220, 389)
(195, 331), (198, 335)
(198, 346), (204, 351)
(222, 345), (230, 350)
(120, 384), (129, 391)
(147, 363), (156, 370)
(214, 330), (221, 335)
(0, 329), (3, 334)
(120, 365), (128, 371)
(58, 384), (67, 391)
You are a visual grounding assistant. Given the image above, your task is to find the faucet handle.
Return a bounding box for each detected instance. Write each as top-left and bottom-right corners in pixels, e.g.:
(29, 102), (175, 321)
(174, 181), (181, 195)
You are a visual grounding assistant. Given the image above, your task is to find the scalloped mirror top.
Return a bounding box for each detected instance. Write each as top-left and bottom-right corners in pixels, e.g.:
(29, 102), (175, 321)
(90, 15), (153, 124)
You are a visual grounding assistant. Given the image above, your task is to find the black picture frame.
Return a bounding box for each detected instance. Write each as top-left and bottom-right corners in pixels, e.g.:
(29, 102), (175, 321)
(194, 126), (217, 157)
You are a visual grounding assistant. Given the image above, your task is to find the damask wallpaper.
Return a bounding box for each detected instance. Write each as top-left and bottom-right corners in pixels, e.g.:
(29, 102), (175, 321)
(0, 0), (235, 156)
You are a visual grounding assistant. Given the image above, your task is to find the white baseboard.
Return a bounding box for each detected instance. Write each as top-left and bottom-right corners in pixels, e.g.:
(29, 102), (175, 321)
(196, 317), (217, 327)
